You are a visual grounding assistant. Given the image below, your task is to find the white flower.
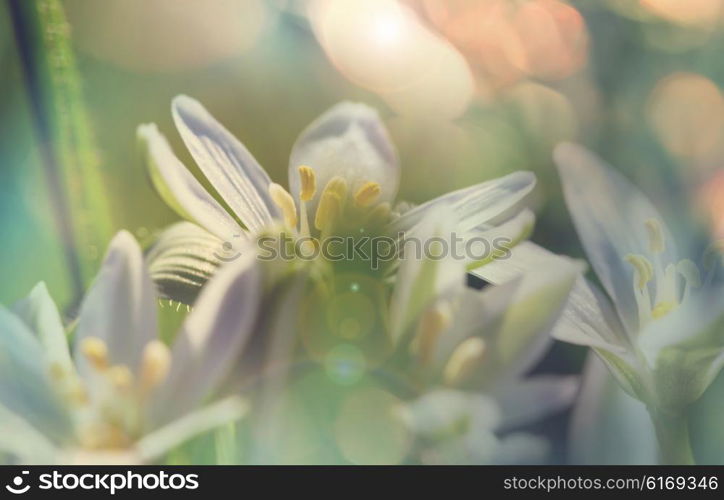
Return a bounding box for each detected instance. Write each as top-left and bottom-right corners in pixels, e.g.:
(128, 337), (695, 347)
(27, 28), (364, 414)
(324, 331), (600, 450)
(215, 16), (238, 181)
(389, 206), (582, 464)
(0, 231), (261, 464)
(137, 96), (536, 301)
(476, 144), (724, 463)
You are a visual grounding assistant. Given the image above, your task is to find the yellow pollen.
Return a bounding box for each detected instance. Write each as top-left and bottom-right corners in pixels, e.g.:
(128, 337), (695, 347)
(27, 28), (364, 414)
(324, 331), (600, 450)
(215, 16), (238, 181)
(268, 183), (298, 229)
(81, 337), (109, 370)
(443, 337), (486, 386)
(140, 340), (171, 393)
(652, 301), (676, 319)
(625, 254), (654, 289)
(298, 165), (317, 202)
(644, 218), (665, 254)
(354, 182), (382, 208)
(108, 365), (133, 392)
(416, 303), (452, 366)
(314, 177), (348, 232)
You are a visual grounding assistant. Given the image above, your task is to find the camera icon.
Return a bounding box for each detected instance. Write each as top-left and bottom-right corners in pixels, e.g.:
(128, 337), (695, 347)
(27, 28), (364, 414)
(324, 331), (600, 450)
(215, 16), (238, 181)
(5, 471), (30, 494)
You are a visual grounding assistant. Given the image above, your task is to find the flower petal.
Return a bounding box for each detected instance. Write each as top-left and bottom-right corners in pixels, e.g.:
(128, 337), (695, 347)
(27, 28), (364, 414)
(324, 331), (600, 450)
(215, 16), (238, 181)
(555, 143), (678, 334)
(146, 222), (228, 305)
(75, 231), (157, 373)
(172, 95), (278, 232)
(12, 282), (74, 377)
(389, 204), (466, 344)
(0, 403), (58, 464)
(495, 376), (579, 431)
(150, 250), (262, 424)
(392, 171), (536, 234)
(288, 101), (399, 208)
(138, 396), (247, 463)
(137, 123), (244, 241)
(0, 307), (70, 441)
(569, 354), (657, 465)
(473, 241), (628, 353)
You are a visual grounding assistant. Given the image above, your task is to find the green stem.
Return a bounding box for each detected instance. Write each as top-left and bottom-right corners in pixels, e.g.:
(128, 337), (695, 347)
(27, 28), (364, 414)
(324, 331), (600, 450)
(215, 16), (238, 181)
(8, 0), (113, 306)
(648, 407), (695, 465)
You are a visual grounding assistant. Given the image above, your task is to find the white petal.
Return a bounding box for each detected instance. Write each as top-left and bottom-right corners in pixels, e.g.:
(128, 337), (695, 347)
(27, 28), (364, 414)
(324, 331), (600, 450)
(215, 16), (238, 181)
(483, 257), (584, 380)
(389, 204), (466, 344)
(392, 171), (536, 234)
(0, 307), (70, 441)
(75, 231), (157, 373)
(555, 143), (678, 334)
(569, 354), (657, 464)
(138, 123), (244, 241)
(0, 403), (58, 464)
(465, 209), (536, 270)
(137, 396), (247, 462)
(473, 241), (627, 353)
(638, 282), (724, 367)
(172, 95), (278, 232)
(495, 376), (579, 431)
(150, 250), (261, 424)
(288, 101), (399, 208)
(12, 282), (74, 377)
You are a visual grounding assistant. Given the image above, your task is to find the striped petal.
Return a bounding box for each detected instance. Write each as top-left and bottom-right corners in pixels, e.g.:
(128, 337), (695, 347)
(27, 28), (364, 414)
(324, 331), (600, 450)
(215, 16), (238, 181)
(172, 95), (278, 233)
(138, 123), (243, 241)
(75, 231), (157, 373)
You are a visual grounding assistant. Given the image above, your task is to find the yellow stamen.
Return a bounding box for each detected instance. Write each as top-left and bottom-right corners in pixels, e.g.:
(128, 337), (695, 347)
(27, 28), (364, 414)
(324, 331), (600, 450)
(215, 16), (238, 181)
(416, 303), (452, 366)
(81, 337), (109, 370)
(354, 182), (382, 208)
(625, 254), (654, 289)
(652, 301), (676, 319)
(314, 177), (348, 232)
(268, 183), (298, 229)
(645, 218), (665, 254)
(443, 337), (485, 386)
(108, 365), (133, 392)
(140, 340), (171, 393)
(298, 165), (317, 202)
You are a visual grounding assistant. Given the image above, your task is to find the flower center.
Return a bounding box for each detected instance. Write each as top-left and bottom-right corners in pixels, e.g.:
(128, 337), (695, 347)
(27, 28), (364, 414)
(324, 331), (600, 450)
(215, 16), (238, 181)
(58, 337), (171, 450)
(268, 166), (389, 246)
(624, 218), (701, 330)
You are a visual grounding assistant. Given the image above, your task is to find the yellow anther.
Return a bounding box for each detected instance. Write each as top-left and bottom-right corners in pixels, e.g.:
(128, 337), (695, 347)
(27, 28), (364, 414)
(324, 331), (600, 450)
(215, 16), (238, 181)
(416, 303), (452, 365)
(443, 337), (485, 386)
(268, 183), (298, 229)
(314, 177), (347, 232)
(644, 218), (665, 254)
(140, 340), (171, 393)
(625, 254), (654, 289)
(298, 165), (317, 202)
(108, 365), (133, 392)
(677, 259), (701, 289)
(354, 181), (382, 208)
(80, 337), (109, 370)
(652, 301), (676, 319)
